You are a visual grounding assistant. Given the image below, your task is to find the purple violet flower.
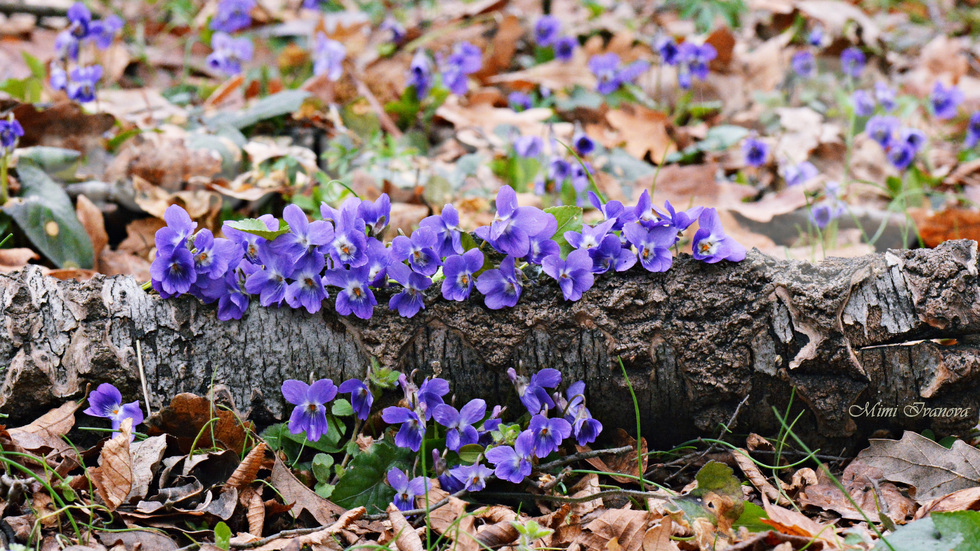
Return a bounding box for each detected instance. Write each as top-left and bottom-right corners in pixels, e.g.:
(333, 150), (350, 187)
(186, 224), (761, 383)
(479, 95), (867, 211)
(387, 262), (431, 318)
(339, 379), (373, 421)
(271, 204), (333, 272)
(524, 218), (560, 264)
(899, 128), (926, 153)
(852, 90), (875, 117)
(452, 463), (494, 492)
(966, 112), (980, 148)
(90, 15), (123, 50)
(245, 242), (294, 307)
(211, 0), (254, 33)
(67, 2), (91, 38)
(475, 185), (553, 257)
(542, 249), (594, 301)
(509, 91), (532, 111)
(589, 53), (621, 95)
(840, 47), (865, 79)
(324, 266), (376, 319)
(285, 264), (329, 314)
(0, 118), (24, 154)
(692, 208), (747, 264)
(565, 219), (615, 251)
(485, 430), (534, 483)
(442, 41), (482, 95)
(313, 33), (346, 81)
(887, 142), (916, 170)
(392, 228), (442, 276)
(84, 383), (144, 438)
(791, 51), (815, 79)
(358, 195), (391, 236)
(743, 136), (769, 167)
(875, 82), (896, 112)
(514, 135), (544, 158)
(380, 18), (406, 44)
(382, 407), (425, 451)
(590, 234), (636, 274)
(223, 214), (277, 264)
(475, 255), (523, 310)
(782, 161), (819, 187)
(206, 32), (254, 76)
(534, 15), (561, 46)
(549, 157), (571, 181)
(652, 200), (703, 233)
(442, 249), (484, 301)
(433, 399), (486, 451)
(654, 36), (680, 66)
(573, 131), (596, 156)
(554, 36), (577, 62)
(528, 414), (572, 458)
(418, 377), (450, 415)
(866, 115), (899, 148)
(365, 238), (391, 287)
(155, 204), (197, 254)
(282, 379), (338, 442)
(931, 81), (963, 120)
(192, 229), (241, 279)
(151, 246), (197, 297)
(808, 27), (824, 47)
(561, 381), (602, 446)
(408, 49), (433, 100)
(326, 208), (367, 268)
(388, 468), (428, 511)
(419, 204), (464, 258)
(508, 367), (561, 414)
(67, 65), (102, 103)
(810, 201), (843, 229)
(623, 223), (675, 273)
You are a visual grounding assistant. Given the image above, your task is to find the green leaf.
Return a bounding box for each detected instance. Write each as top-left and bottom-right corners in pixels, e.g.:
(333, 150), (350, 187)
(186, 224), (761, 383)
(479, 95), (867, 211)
(314, 482), (335, 499)
(457, 444), (484, 464)
(698, 125), (749, 152)
(331, 440), (415, 514)
(331, 399), (355, 417)
(545, 206), (583, 256)
(15, 147), (82, 176)
(214, 521), (231, 550)
(312, 453), (335, 483)
(872, 512), (980, 551)
(5, 165), (94, 269)
(205, 90), (311, 130)
(732, 502), (770, 533)
(22, 52), (46, 79)
(224, 218), (290, 241)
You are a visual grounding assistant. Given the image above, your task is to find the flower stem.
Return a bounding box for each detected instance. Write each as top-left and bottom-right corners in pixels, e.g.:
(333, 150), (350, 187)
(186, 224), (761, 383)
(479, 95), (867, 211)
(0, 152), (9, 206)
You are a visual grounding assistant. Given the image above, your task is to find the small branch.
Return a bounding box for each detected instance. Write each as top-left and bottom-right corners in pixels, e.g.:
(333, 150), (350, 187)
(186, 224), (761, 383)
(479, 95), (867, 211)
(362, 488), (470, 521)
(229, 527), (325, 549)
(535, 445), (634, 472)
(481, 488), (670, 504)
(0, 2), (67, 18)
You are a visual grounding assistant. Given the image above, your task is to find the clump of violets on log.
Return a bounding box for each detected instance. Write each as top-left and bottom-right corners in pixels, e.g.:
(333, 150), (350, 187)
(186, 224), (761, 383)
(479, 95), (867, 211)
(147, 184), (746, 321)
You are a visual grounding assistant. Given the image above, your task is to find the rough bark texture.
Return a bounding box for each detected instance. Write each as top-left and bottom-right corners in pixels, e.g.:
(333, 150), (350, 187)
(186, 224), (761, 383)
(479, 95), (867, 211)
(3, 240), (980, 451)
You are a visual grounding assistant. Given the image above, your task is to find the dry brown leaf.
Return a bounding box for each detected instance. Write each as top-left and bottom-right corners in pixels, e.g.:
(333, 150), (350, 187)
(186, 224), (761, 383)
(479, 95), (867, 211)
(226, 442), (267, 488)
(575, 508), (651, 551)
(568, 473), (604, 517)
(97, 250), (152, 280)
(604, 106), (675, 161)
(388, 203), (430, 236)
(0, 248), (40, 272)
(90, 419), (133, 512)
(705, 28), (736, 69)
(436, 97), (573, 148)
(76, 195), (108, 265)
(916, 486), (980, 518)
(96, 529), (179, 551)
(797, 1), (880, 45)
(388, 503), (424, 551)
(8, 401), (78, 452)
(642, 517), (680, 551)
(488, 53), (597, 90)
(911, 207), (980, 248)
(580, 429), (648, 484)
(270, 455), (344, 526)
(12, 102), (115, 152)
(473, 506), (519, 547)
(240, 485), (265, 536)
(145, 393), (253, 455)
(126, 435), (169, 503)
(761, 494), (841, 548)
(731, 448), (788, 505)
(132, 176), (223, 227)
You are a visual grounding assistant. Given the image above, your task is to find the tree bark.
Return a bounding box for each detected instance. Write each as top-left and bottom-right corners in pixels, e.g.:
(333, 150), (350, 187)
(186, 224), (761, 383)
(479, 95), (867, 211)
(2, 240), (979, 451)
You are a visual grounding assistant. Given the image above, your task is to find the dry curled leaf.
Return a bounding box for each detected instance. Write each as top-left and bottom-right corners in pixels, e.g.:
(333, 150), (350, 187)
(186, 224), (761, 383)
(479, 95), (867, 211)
(90, 419), (133, 512)
(226, 442), (267, 488)
(7, 401), (78, 453)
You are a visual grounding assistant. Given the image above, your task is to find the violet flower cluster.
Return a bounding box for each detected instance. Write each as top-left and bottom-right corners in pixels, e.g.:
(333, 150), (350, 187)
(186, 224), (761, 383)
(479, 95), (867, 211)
(374, 368), (602, 510)
(50, 2), (122, 103)
(0, 117), (24, 156)
(150, 184), (746, 321)
(533, 15), (577, 62)
(865, 115), (926, 171)
(588, 53), (650, 95)
(654, 37), (716, 90)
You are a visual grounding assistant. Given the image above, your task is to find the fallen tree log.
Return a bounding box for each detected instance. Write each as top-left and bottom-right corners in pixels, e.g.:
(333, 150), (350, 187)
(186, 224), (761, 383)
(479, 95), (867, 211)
(2, 239), (979, 451)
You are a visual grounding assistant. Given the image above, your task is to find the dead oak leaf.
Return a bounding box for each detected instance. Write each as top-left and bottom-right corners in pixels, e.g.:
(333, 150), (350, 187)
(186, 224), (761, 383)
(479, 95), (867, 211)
(7, 400), (78, 453)
(605, 106), (675, 161)
(90, 419), (133, 511)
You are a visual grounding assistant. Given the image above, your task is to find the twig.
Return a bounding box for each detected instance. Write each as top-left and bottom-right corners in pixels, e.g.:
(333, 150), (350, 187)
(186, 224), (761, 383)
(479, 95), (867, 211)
(352, 77), (403, 139)
(136, 339), (153, 419)
(0, 2), (67, 18)
(662, 395), (750, 483)
(229, 526), (328, 549)
(362, 488), (470, 521)
(481, 488), (669, 504)
(535, 445), (634, 472)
